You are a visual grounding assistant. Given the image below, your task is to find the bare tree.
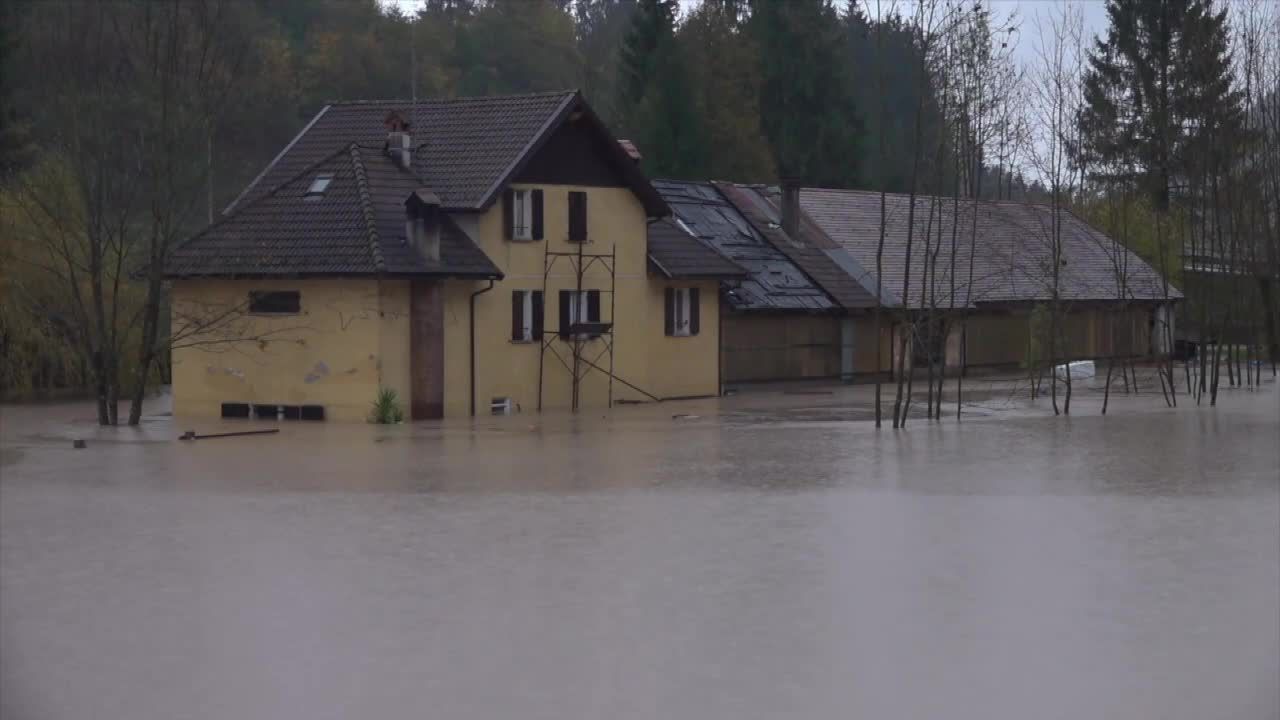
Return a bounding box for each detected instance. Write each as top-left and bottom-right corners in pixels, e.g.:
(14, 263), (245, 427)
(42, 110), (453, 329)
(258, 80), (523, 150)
(1027, 1), (1086, 416)
(10, 0), (260, 425)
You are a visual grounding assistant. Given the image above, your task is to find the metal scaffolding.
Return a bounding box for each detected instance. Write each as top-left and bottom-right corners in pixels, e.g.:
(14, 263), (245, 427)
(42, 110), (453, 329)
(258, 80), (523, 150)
(537, 239), (617, 412)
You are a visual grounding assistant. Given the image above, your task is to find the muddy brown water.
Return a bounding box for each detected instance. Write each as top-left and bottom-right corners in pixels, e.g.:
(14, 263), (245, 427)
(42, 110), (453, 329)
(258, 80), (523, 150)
(2, 380), (1278, 719)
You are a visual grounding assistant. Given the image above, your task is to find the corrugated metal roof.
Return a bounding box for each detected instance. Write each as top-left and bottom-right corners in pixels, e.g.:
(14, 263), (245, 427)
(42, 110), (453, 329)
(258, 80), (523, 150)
(652, 180), (837, 312)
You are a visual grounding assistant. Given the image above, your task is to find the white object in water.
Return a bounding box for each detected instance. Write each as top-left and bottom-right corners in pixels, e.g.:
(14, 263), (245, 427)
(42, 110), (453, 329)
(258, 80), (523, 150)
(1054, 360), (1096, 380)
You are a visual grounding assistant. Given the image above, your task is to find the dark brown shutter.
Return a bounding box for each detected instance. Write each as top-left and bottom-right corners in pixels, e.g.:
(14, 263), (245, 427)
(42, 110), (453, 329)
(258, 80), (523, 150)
(689, 287), (700, 335)
(568, 191), (587, 242)
(511, 291), (524, 340)
(531, 189), (544, 240)
(664, 287), (675, 336)
(559, 290), (571, 338)
(502, 189), (514, 240)
(531, 291), (544, 340)
(586, 290), (600, 322)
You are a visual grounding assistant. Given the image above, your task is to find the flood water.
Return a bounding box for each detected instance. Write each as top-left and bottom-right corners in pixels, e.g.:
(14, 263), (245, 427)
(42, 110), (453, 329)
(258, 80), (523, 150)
(2, 377), (1278, 720)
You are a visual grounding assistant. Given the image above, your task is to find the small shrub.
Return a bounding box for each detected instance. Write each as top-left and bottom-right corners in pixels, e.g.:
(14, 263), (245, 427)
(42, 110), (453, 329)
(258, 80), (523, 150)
(369, 387), (405, 424)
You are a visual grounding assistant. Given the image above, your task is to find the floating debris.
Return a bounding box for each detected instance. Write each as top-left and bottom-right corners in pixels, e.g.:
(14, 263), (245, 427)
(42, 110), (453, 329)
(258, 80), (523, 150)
(180, 429), (281, 441)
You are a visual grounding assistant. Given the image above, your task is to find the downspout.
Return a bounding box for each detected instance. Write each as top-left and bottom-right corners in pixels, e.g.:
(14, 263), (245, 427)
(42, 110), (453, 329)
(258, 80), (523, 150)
(470, 279), (495, 417)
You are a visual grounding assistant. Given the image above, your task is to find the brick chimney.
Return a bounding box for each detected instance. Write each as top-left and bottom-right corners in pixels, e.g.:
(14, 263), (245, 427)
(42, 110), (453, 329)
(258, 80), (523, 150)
(384, 110), (412, 171)
(618, 139), (642, 163)
(780, 177), (801, 238)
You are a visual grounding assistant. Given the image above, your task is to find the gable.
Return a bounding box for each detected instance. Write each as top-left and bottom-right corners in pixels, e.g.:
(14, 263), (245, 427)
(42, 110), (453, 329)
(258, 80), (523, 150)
(225, 91), (578, 214)
(514, 116), (629, 188)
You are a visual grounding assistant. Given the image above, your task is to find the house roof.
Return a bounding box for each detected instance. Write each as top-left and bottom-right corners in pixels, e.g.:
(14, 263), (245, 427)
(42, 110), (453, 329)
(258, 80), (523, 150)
(798, 188), (1181, 306)
(652, 180), (837, 312)
(716, 184), (885, 309)
(226, 90), (667, 216)
(647, 218), (748, 280)
(165, 144), (502, 278)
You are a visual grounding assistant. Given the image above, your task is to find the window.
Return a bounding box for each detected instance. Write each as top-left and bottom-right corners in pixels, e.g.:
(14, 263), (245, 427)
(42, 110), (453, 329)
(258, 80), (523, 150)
(503, 188), (543, 241)
(304, 173), (333, 199)
(664, 287), (700, 337)
(249, 290), (301, 314)
(558, 289), (601, 338)
(568, 191), (588, 242)
(510, 290), (544, 342)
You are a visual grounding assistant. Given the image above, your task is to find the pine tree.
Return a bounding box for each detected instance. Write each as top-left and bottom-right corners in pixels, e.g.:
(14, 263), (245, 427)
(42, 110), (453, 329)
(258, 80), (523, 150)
(1079, 0), (1243, 210)
(677, 0), (774, 181)
(751, 0), (862, 186)
(617, 0), (678, 116)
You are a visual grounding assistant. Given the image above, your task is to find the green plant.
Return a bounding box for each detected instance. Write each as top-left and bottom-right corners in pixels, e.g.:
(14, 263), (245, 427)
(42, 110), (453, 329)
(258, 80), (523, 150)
(369, 386), (405, 424)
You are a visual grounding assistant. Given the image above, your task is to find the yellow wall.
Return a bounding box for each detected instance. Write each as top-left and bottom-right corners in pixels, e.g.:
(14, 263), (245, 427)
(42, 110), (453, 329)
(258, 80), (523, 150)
(170, 277), (408, 422)
(443, 183), (720, 417)
(646, 279), (721, 398)
(173, 184), (725, 420)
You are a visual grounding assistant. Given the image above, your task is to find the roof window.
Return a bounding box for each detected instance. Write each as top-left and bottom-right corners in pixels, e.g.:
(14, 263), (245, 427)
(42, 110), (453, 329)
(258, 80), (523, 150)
(304, 173), (333, 199)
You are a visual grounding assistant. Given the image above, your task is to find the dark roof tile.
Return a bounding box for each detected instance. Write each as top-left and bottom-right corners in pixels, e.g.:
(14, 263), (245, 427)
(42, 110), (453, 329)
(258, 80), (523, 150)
(647, 218), (747, 279)
(227, 91), (578, 213)
(717, 184), (883, 309)
(165, 145), (501, 278)
(653, 180), (838, 312)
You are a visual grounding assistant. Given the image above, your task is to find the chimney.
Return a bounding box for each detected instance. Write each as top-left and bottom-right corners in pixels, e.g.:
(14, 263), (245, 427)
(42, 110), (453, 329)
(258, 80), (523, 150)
(780, 177), (801, 238)
(618, 139), (642, 164)
(405, 189), (441, 263)
(384, 110), (413, 171)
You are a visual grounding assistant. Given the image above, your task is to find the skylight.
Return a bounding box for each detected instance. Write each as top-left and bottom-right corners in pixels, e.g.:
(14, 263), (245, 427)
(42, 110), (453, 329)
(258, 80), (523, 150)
(304, 174), (333, 199)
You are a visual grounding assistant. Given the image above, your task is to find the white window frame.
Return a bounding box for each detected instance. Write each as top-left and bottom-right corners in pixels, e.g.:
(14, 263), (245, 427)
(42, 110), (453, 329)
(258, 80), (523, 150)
(511, 189), (533, 240)
(304, 173), (333, 199)
(673, 288), (693, 337)
(567, 290), (600, 326)
(514, 290), (536, 342)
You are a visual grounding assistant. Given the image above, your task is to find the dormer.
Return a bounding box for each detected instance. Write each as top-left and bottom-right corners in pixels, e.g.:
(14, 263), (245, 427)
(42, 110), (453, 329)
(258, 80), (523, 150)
(405, 188), (441, 263)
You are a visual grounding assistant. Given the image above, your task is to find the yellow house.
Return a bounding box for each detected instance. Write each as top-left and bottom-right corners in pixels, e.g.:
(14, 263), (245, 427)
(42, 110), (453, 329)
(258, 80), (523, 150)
(164, 91), (745, 421)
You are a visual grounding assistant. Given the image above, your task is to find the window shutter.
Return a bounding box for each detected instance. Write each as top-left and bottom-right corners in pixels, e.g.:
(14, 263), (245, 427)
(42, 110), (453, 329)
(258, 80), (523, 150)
(531, 291), (544, 340)
(511, 291), (524, 340)
(502, 189), (514, 240)
(664, 287), (675, 336)
(586, 290), (600, 323)
(568, 191), (587, 242)
(559, 290), (572, 338)
(531, 189), (544, 240)
(689, 287), (700, 335)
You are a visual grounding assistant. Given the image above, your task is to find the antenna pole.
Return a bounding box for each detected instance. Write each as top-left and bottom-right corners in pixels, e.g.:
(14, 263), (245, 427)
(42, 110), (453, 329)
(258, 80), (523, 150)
(410, 1), (419, 141)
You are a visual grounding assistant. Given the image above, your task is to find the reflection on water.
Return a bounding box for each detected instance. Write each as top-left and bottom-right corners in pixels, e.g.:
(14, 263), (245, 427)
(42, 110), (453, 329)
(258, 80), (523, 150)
(2, 381), (1278, 720)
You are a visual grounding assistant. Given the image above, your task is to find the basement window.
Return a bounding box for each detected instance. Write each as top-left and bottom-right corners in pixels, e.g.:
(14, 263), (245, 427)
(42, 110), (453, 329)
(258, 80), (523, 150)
(221, 402), (250, 419)
(304, 173), (333, 200)
(249, 290), (300, 315)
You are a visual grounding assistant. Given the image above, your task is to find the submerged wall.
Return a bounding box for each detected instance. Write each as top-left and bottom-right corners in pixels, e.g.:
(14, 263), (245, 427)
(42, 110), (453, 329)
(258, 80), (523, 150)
(171, 277), (406, 422)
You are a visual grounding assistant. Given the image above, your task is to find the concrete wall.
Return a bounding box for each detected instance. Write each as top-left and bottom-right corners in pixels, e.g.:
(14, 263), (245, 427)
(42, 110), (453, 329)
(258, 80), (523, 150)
(171, 277), (400, 422)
